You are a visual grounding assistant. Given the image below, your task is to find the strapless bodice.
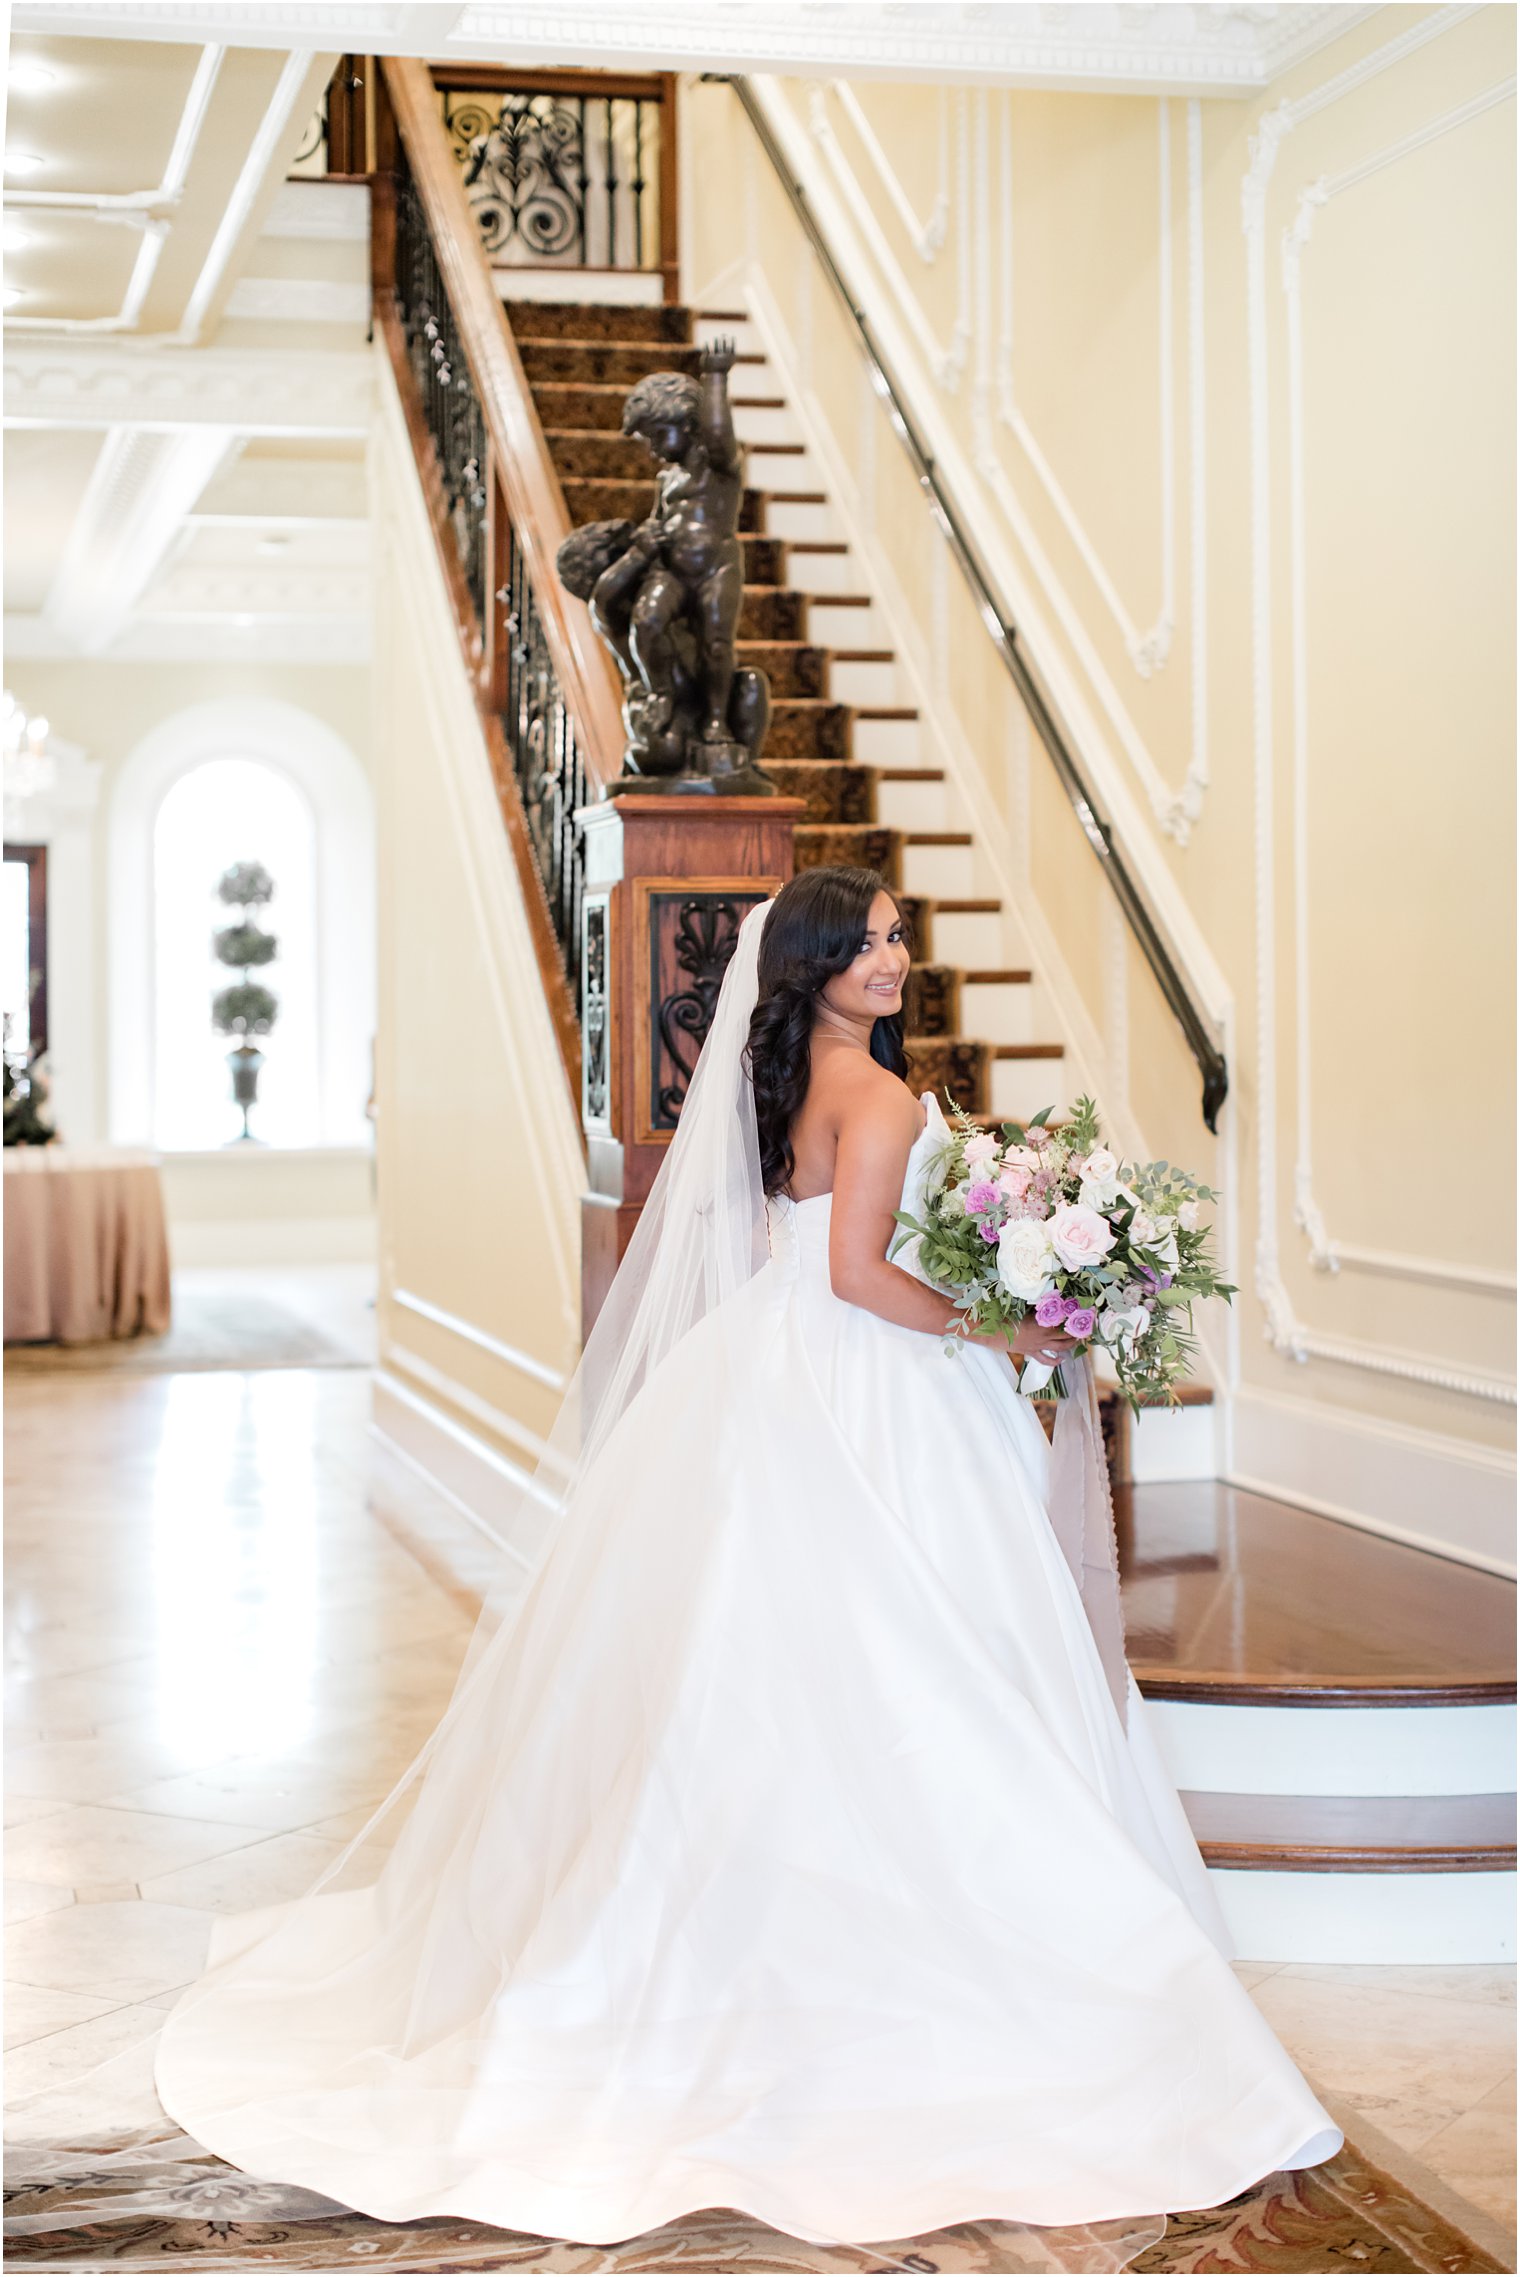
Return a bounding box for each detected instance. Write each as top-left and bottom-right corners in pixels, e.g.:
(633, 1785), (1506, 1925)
(766, 1090), (949, 1283)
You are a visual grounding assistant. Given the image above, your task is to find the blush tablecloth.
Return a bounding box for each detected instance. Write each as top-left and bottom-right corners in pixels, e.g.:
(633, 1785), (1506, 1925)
(4, 1147), (172, 1345)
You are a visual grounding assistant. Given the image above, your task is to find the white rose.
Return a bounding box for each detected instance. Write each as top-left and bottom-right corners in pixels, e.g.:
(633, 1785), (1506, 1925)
(1078, 1145), (1119, 1188)
(1151, 1223), (1180, 1271)
(1078, 1178), (1116, 1213)
(1049, 1202), (1117, 1274)
(1130, 1209), (1159, 1247)
(1178, 1199), (1200, 1233)
(1099, 1304), (1149, 1352)
(940, 1187), (969, 1219)
(997, 1216), (1057, 1301)
(1002, 1144), (1042, 1172)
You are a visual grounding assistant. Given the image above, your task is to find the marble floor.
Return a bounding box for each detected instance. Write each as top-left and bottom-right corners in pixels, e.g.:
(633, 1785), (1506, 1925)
(4, 1358), (1515, 2244)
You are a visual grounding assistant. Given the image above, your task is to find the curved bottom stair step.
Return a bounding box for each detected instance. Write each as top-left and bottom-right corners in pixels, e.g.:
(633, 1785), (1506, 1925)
(1181, 1790), (1517, 1874)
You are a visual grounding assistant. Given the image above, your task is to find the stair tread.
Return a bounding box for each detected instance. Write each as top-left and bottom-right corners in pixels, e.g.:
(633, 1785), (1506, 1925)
(933, 898), (1003, 913)
(874, 766), (944, 781)
(832, 649), (895, 663)
(857, 706), (918, 720)
(992, 1042), (1063, 1059)
(905, 830), (971, 844)
(962, 968), (1033, 984)
(1180, 1790), (1516, 1873)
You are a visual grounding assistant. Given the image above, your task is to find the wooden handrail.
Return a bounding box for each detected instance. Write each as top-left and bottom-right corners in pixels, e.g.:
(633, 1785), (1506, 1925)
(381, 54), (626, 792)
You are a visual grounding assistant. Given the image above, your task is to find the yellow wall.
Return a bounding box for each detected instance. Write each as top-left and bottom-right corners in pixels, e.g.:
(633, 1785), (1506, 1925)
(369, 351), (583, 1527)
(683, 5), (1516, 1561)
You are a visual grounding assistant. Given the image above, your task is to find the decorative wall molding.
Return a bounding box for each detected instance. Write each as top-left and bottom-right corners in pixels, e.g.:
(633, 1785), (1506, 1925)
(1283, 74), (1517, 1300)
(801, 75), (1211, 844)
(2, 338), (374, 435)
(1241, 1), (1513, 1392)
(745, 74), (1234, 1041)
(809, 84), (970, 390)
(393, 1286), (570, 1395)
(15, 3), (1374, 96)
(1230, 1384), (1517, 1574)
(830, 81), (949, 261)
(6, 44), (222, 335)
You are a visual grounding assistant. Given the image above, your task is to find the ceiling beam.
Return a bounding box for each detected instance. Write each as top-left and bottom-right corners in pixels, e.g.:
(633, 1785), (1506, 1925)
(41, 423), (237, 652)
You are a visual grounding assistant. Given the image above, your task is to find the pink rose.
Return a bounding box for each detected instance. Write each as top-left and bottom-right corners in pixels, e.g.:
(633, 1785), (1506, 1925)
(1049, 1202), (1117, 1273)
(1003, 1144), (1041, 1171)
(963, 1133), (1001, 1167)
(1065, 1306), (1096, 1340)
(965, 1180), (1001, 1216)
(998, 1165), (1032, 1202)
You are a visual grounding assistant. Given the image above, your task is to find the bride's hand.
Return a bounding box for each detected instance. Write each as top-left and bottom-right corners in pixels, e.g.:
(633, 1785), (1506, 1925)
(1005, 1317), (1086, 1365)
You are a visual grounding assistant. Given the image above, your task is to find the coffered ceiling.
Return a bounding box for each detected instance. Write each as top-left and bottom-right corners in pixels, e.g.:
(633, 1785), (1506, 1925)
(4, 30), (370, 663)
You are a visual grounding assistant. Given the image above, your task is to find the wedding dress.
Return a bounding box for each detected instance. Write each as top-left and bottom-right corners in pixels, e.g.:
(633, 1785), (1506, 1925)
(148, 898), (1342, 2257)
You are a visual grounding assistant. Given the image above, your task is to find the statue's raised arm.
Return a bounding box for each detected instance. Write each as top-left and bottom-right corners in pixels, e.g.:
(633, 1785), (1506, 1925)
(699, 336), (741, 476)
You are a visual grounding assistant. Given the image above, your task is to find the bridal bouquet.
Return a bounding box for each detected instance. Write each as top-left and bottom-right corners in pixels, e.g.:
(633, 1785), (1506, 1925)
(892, 1095), (1235, 1409)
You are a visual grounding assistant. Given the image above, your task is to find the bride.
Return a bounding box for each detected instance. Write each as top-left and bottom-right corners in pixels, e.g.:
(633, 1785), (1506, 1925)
(152, 865), (1343, 2255)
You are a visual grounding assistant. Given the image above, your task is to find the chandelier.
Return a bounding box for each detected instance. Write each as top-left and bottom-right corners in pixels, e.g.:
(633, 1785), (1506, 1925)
(3, 691), (55, 806)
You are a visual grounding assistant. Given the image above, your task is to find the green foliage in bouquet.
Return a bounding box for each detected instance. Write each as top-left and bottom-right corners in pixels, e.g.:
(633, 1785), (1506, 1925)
(891, 1091), (1236, 1413)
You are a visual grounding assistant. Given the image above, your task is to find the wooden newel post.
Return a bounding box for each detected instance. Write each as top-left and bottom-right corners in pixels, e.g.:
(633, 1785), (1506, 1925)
(577, 794), (804, 1339)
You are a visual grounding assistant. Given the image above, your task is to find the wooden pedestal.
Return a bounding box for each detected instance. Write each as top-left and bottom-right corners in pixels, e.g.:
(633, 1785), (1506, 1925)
(577, 794), (802, 1338)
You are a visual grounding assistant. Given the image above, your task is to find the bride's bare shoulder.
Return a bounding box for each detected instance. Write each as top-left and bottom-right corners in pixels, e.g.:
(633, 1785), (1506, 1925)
(811, 1050), (922, 1135)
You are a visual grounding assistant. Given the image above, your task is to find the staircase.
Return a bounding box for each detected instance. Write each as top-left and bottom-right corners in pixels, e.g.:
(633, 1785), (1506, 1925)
(503, 292), (1064, 1127)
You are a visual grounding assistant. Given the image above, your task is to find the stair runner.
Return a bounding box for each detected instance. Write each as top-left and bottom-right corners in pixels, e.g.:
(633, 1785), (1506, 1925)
(502, 295), (1065, 1126)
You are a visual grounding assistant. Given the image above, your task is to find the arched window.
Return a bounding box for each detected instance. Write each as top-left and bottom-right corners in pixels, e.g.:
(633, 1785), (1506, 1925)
(152, 758), (320, 1149)
(109, 699), (374, 1151)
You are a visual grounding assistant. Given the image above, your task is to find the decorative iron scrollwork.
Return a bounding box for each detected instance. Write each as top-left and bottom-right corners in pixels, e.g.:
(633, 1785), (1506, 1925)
(582, 897), (609, 1127)
(437, 85), (659, 271)
(653, 896), (744, 1127)
(444, 92), (584, 260)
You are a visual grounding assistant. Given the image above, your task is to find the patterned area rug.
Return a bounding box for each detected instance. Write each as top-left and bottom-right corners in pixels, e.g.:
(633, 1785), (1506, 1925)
(4, 2130), (1509, 2273)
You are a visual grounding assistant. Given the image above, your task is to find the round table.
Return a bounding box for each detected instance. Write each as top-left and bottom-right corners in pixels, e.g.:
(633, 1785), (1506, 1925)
(4, 1146), (172, 1345)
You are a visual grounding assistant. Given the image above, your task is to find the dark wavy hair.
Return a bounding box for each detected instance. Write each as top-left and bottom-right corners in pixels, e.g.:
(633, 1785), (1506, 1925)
(743, 866), (911, 1197)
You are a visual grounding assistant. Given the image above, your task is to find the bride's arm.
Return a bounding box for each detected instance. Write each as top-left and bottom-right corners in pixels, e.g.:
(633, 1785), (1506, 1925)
(825, 1068), (1081, 1362)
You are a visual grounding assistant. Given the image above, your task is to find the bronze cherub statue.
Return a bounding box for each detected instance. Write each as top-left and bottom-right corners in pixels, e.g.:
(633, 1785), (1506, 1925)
(556, 336), (774, 796)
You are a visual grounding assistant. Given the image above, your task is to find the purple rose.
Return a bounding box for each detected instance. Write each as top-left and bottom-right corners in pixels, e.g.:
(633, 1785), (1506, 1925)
(1034, 1291), (1073, 1328)
(965, 1180), (1001, 1216)
(979, 1221), (1000, 1242)
(1065, 1307), (1096, 1340)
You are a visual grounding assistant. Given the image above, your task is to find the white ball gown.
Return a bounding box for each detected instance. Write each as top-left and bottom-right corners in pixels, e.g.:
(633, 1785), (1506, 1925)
(151, 904), (1342, 2259)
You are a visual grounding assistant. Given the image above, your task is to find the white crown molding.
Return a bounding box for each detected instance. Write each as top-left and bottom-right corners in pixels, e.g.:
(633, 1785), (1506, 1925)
(3, 338), (374, 436)
(140, 564), (370, 613)
(3, 613), (371, 664)
(11, 1), (1375, 94)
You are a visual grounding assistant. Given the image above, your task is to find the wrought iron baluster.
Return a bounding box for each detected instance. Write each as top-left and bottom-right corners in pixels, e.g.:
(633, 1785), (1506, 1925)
(632, 101), (646, 268)
(604, 97), (616, 270)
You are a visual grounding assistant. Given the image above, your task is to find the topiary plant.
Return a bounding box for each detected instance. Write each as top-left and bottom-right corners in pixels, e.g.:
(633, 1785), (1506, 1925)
(213, 862), (279, 1140)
